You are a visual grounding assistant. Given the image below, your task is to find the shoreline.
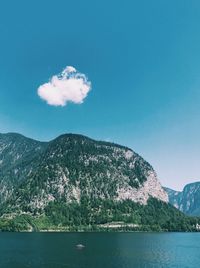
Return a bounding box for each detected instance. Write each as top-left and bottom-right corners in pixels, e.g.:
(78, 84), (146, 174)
(1, 228), (200, 233)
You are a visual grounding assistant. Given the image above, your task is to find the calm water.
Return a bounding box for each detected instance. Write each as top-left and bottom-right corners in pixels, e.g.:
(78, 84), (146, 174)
(0, 232), (199, 268)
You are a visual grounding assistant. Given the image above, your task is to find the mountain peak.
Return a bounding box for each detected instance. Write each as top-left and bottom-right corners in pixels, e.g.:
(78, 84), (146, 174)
(0, 132), (168, 214)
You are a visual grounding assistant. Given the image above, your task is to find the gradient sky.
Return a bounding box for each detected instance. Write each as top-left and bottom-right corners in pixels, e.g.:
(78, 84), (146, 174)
(0, 0), (200, 190)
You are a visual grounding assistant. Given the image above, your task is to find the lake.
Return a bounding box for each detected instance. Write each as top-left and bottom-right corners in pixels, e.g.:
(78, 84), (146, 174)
(0, 232), (199, 267)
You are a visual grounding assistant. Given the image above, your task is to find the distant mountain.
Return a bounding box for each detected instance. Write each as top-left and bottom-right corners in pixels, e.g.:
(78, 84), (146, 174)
(0, 132), (198, 232)
(164, 182), (200, 216)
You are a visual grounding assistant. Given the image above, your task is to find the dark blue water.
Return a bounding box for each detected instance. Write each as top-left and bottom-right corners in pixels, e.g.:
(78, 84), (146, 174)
(0, 232), (199, 267)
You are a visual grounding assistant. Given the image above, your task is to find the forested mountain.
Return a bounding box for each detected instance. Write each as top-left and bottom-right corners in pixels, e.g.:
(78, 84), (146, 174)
(0, 133), (47, 203)
(0, 133), (168, 212)
(0, 133), (198, 232)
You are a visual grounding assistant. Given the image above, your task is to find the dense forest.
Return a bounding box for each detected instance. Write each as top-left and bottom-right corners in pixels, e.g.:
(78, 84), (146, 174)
(0, 198), (199, 232)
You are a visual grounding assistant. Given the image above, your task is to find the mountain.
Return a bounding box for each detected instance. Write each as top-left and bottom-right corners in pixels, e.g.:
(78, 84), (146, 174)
(164, 182), (200, 216)
(0, 132), (198, 232)
(0, 133), (168, 212)
(0, 133), (47, 203)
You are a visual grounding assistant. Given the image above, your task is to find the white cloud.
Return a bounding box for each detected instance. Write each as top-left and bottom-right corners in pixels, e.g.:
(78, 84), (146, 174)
(37, 66), (91, 106)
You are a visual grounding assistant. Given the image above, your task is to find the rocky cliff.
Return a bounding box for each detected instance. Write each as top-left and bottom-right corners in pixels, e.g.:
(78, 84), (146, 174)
(164, 182), (200, 216)
(0, 133), (168, 214)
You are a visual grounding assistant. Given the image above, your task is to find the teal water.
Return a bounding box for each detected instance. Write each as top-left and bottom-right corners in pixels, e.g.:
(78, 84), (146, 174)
(0, 232), (199, 267)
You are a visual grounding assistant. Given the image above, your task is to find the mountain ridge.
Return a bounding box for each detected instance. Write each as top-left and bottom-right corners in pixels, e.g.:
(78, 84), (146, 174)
(0, 132), (198, 232)
(164, 181), (200, 216)
(0, 132), (168, 213)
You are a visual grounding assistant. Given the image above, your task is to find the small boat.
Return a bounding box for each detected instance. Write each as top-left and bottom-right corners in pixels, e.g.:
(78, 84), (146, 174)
(76, 244), (85, 249)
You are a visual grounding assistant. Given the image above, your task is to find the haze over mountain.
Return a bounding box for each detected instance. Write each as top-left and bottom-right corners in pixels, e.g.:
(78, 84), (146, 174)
(164, 182), (200, 216)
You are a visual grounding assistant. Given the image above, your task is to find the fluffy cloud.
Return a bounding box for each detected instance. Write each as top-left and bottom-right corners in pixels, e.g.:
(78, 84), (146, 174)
(37, 66), (91, 106)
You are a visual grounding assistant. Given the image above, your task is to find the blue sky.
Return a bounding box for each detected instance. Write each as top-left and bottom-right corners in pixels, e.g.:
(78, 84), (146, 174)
(0, 0), (200, 190)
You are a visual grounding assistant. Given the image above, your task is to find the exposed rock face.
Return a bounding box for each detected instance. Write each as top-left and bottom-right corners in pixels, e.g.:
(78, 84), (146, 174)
(117, 171), (168, 204)
(164, 182), (200, 216)
(0, 132), (168, 214)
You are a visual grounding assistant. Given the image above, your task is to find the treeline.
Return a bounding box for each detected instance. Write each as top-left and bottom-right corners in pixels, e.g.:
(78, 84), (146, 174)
(0, 198), (199, 232)
(44, 197), (199, 232)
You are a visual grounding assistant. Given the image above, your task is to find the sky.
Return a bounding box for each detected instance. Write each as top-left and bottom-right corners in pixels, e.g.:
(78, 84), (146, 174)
(0, 0), (200, 191)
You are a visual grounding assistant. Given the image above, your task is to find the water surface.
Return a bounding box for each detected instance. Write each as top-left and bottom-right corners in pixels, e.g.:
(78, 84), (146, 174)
(0, 232), (199, 268)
